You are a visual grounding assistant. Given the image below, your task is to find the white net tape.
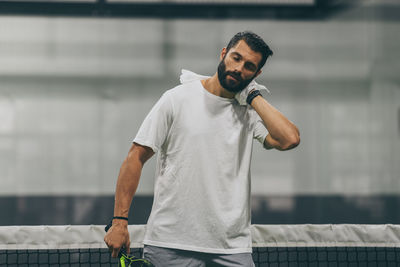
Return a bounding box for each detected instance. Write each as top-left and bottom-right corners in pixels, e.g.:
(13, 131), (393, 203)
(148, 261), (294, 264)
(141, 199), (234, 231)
(1, 224), (399, 250)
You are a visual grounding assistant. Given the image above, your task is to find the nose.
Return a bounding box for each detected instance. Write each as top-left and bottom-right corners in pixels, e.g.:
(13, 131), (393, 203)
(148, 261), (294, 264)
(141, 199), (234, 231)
(233, 62), (244, 75)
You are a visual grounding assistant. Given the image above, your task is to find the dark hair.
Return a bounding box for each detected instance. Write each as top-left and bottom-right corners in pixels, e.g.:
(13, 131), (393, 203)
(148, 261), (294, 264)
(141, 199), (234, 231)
(226, 31), (273, 71)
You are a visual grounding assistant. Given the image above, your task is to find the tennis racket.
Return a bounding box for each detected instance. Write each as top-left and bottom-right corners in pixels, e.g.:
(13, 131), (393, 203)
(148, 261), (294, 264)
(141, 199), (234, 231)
(105, 222), (154, 267)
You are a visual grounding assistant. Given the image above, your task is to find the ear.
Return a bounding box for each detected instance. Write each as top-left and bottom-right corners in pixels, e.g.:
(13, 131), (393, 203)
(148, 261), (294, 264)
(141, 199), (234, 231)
(220, 47), (227, 61)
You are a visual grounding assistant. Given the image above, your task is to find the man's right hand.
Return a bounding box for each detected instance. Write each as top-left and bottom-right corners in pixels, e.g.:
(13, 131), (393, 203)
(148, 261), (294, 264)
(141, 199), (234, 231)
(104, 221), (130, 258)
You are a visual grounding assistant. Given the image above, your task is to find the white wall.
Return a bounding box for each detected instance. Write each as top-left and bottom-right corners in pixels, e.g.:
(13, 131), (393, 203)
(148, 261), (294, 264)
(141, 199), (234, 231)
(0, 3), (399, 196)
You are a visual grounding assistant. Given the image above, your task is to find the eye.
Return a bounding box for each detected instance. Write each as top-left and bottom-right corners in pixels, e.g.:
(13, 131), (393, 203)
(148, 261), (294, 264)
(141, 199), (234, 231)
(233, 56), (240, 62)
(245, 62), (257, 72)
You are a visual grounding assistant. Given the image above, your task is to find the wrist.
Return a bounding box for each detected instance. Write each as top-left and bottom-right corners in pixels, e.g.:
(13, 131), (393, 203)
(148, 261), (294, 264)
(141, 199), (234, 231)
(113, 216), (128, 221)
(113, 216), (128, 223)
(112, 216), (128, 227)
(105, 216), (128, 232)
(112, 221), (128, 229)
(246, 89), (262, 105)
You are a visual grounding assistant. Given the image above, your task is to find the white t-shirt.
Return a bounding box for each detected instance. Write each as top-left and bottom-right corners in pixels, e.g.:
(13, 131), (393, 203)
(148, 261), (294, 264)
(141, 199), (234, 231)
(133, 80), (268, 254)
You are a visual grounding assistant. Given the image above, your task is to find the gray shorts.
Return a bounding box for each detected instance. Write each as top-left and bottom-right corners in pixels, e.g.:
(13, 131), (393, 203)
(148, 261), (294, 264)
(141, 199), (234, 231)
(143, 245), (255, 267)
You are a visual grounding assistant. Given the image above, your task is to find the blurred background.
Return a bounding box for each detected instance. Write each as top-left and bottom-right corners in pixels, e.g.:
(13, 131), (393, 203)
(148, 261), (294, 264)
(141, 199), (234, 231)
(0, 0), (399, 225)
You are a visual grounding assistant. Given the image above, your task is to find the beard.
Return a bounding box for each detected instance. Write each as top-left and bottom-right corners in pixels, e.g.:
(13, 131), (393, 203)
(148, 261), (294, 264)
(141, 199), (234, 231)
(217, 58), (255, 93)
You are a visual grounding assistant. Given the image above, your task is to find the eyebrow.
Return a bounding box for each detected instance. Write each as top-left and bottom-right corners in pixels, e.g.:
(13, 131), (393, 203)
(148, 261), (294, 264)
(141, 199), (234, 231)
(231, 51), (258, 70)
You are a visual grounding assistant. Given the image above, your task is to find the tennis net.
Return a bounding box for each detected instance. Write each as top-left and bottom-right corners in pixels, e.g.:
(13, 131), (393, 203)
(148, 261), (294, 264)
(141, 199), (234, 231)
(1, 224), (399, 266)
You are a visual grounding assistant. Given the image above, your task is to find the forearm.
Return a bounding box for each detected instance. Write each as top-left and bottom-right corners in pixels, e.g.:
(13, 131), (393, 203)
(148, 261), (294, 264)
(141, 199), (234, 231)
(105, 144), (153, 257)
(113, 153), (144, 219)
(106, 158), (141, 258)
(251, 95), (300, 149)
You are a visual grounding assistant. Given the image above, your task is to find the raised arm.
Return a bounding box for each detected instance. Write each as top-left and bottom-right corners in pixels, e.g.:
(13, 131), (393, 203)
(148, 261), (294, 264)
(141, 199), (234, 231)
(104, 142), (154, 257)
(251, 95), (300, 151)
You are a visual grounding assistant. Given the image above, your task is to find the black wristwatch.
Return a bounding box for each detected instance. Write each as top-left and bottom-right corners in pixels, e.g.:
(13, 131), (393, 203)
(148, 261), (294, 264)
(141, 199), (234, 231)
(246, 90), (262, 105)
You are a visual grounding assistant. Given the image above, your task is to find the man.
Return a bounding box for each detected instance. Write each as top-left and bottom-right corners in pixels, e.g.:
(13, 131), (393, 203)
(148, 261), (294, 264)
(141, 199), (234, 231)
(104, 31), (300, 266)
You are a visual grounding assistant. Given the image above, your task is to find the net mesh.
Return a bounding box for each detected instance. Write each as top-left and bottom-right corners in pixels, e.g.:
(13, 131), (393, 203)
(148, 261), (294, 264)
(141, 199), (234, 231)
(1, 224), (399, 266)
(2, 247), (400, 266)
(0, 248), (145, 266)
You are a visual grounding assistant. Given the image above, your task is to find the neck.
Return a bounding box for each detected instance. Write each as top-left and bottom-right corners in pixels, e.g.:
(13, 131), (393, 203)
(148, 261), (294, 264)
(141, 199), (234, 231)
(201, 74), (235, 99)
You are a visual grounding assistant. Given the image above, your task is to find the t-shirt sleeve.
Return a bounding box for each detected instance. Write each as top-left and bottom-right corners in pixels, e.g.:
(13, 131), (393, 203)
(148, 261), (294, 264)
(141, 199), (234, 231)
(133, 91), (173, 153)
(251, 109), (269, 146)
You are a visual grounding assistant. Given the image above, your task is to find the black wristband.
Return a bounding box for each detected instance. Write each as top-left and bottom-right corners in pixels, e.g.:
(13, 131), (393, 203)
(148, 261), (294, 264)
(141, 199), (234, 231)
(113, 216), (128, 221)
(105, 216), (128, 232)
(246, 90), (262, 105)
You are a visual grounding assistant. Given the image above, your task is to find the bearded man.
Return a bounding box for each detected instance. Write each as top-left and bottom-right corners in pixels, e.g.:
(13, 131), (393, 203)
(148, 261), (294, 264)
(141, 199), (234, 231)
(104, 31), (300, 267)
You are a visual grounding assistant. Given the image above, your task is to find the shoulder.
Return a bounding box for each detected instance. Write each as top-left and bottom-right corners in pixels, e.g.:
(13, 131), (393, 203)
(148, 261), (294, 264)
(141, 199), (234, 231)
(168, 80), (199, 94)
(154, 81), (199, 114)
(164, 80), (200, 101)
